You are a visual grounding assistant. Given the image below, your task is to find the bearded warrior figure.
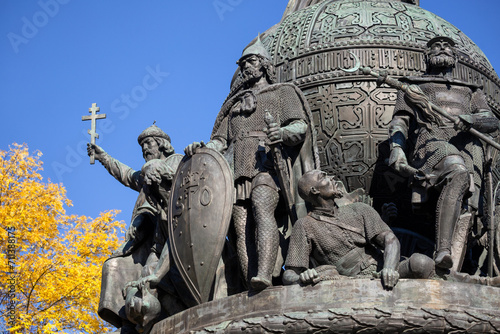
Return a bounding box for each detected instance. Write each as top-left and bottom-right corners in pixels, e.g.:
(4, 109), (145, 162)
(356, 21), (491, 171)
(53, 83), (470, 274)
(186, 36), (318, 290)
(388, 36), (499, 270)
(90, 124), (182, 332)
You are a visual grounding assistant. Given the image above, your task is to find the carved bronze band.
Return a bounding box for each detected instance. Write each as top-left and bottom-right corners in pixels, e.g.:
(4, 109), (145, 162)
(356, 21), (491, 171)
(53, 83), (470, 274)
(274, 48), (499, 113)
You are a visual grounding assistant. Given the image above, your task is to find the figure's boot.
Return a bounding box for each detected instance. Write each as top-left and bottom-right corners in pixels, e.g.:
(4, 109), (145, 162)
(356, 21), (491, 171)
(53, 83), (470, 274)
(434, 167), (469, 269)
(250, 185), (279, 291)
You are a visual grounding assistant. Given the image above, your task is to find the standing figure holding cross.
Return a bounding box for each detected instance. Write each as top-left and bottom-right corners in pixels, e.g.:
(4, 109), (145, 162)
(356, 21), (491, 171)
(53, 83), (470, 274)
(88, 124), (182, 333)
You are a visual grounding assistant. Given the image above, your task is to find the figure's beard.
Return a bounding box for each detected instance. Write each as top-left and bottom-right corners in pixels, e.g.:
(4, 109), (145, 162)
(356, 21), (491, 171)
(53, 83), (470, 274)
(241, 67), (263, 85)
(429, 54), (456, 68)
(143, 150), (159, 161)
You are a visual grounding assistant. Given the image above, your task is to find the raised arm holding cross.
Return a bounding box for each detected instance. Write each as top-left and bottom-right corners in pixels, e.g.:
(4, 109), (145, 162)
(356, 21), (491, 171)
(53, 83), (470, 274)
(82, 103), (106, 164)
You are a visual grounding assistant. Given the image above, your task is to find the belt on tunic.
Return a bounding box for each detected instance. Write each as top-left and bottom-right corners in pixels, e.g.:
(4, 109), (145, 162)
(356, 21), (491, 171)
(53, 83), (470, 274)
(309, 212), (377, 276)
(335, 246), (379, 277)
(234, 130), (267, 142)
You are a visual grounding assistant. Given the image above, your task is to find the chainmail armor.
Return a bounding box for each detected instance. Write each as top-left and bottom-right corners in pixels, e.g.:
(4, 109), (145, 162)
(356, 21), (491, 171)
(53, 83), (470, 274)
(232, 203), (256, 281)
(285, 202), (389, 276)
(212, 84), (307, 181)
(252, 185), (280, 280)
(470, 114), (500, 133)
(435, 167), (470, 253)
(392, 81), (491, 194)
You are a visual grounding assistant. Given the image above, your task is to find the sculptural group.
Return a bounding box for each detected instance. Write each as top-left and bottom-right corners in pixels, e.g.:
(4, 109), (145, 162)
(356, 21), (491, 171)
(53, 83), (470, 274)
(87, 14), (500, 334)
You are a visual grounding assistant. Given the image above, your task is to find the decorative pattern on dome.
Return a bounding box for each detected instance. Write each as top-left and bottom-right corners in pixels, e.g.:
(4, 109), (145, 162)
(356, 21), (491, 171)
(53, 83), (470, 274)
(268, 0), (495, 77)
(270, 4), (320, 63)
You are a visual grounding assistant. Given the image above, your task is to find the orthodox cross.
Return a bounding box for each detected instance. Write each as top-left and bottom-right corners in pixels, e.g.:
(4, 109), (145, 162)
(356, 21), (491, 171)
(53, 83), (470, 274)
(82, 103), (106, 164)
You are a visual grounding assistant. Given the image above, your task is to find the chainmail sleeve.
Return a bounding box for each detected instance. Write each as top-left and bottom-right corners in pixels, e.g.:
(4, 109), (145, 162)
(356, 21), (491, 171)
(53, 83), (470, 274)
(282, 120), (307, 146)
(471, 88), (491, 113)
(390, 90), (413, 140)
(393, 90), (414, 117)
(280, 84), (307, 124)
(351, 202), (391, 243)
(468, 89), (499, 133)
(209, 113), (229, 153)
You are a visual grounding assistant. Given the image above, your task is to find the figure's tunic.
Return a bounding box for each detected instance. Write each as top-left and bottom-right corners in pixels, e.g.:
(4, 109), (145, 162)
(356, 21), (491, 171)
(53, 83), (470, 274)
(392, 77), (493, 208)
(98, 153), (182, 328)
(211, 83), (320, 217)
(211, 83), (309, 201)
(285, 202), (389, 277)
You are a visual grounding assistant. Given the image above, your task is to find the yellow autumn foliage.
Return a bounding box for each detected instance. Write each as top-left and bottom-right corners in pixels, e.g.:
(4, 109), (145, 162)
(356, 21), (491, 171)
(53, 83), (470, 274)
(0, 143), (125, 333)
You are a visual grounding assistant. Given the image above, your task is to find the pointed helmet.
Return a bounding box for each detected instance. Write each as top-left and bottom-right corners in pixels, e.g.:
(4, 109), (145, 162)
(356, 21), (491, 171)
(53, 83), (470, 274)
(238, 34), (271, 63)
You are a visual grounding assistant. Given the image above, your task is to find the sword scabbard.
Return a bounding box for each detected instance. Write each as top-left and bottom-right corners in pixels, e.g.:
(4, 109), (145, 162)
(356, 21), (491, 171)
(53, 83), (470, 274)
(265, 111), (298, 225)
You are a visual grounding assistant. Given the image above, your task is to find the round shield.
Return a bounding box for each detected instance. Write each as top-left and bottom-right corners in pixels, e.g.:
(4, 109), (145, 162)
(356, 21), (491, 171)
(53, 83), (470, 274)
(168, 148), (233, 304)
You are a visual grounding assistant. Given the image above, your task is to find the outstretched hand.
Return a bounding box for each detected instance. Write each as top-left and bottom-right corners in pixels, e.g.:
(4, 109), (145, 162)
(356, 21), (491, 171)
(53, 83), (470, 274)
(299, 268), (319, 285)
(87, 143), (105, 161)
(380, 268), (399, 290)
(184, 141), (205, 157)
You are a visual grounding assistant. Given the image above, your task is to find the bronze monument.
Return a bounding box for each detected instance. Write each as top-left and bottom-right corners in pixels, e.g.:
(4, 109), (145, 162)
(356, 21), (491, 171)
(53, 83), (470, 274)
(84, 1), (500, 333)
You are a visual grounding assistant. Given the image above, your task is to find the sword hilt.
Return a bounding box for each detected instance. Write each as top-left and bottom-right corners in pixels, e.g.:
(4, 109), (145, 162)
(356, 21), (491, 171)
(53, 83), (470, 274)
(264, 111), (283, 145)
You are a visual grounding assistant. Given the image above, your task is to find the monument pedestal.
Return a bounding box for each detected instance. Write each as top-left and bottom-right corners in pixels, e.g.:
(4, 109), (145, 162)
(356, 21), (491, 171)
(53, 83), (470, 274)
(151, 279), (500, 333)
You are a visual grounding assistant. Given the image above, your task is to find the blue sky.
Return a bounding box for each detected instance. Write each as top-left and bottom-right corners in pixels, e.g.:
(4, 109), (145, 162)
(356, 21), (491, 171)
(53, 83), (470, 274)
(1, 0), (499, 227)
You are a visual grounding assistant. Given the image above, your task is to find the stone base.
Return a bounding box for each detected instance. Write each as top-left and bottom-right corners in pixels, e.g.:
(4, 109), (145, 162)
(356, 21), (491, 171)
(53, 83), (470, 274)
(150, 279), (500, 333)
